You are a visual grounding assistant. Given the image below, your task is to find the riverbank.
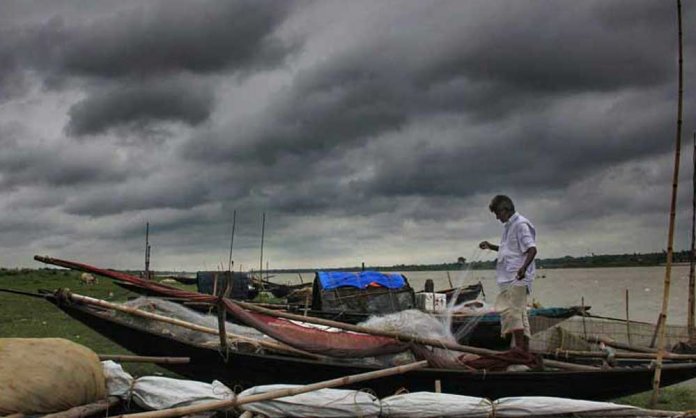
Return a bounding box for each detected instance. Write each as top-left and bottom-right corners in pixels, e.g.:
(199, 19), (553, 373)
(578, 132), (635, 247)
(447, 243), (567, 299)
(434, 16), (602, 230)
(1, 268), (696, 410)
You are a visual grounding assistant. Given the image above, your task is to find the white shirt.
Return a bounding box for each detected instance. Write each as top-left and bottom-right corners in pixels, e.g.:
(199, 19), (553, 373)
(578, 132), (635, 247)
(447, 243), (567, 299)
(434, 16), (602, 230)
(496, 212), (536, 290)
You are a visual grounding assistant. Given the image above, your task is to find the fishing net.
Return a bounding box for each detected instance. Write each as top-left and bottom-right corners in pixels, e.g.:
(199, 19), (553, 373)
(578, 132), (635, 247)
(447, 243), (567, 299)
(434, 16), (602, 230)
(359, 309), (466, 366)
(120, 297), (271, 347)
(530, 316), (688, 352)
(0, 338), (106, 414)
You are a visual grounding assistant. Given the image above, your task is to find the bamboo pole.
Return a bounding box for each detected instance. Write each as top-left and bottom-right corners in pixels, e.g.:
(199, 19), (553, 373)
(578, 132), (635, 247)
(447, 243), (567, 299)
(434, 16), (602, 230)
(42, 396), (121, 418)
(145, 223), (151, 280)
(61, 291), (323, 360)
(114, 361), (429, 418)
(217, 296), (228, 355)
(689, 132), (696, 341)
(651, 0), (684, 407)
(650, 314), (664, 348)
(233, 300), (597, 371)
(98, 354), (190, 364)
(546, 348), (696, 361)
(228, 209), (236, 273)
(259, 212), (266, 290)
(625, 289), (632, 345)
(581, 297), (588, 340)
(585, 335), (658, 354)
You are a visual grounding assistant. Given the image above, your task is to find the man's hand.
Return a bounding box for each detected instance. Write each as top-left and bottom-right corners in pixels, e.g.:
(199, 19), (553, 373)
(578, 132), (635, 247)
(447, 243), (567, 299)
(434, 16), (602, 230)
(516, 267), (526, 280)
(479, 241), (491, 250)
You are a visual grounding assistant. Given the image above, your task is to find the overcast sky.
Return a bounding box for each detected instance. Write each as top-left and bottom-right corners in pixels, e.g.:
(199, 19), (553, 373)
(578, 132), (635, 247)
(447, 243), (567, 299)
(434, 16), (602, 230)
(1, 0), (695, 271)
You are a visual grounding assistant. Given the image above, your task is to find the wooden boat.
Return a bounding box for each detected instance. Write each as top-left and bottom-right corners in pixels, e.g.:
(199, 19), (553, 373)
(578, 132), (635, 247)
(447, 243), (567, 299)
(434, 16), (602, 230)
(34, 256), (582, 349)
(41, 292), (696, 401)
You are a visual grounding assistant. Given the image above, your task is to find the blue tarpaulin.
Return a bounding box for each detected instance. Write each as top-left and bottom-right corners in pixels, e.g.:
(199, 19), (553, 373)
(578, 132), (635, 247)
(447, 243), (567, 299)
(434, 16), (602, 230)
(317, 271), (406, 290)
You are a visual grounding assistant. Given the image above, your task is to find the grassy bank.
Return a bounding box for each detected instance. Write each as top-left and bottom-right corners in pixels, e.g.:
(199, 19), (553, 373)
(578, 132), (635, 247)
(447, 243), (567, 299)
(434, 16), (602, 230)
(0, 268), (175, 378)
(1, 268), (696, 410)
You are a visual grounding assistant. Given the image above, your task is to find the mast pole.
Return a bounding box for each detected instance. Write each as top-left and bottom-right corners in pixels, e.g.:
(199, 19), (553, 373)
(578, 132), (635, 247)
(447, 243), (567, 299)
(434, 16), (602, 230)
(689, 132), (696, 341)
(145, 222), (150, 280)
(228, 210), (237, 273)
(259, 212), (266, 288)
(651, 0), (683, 406)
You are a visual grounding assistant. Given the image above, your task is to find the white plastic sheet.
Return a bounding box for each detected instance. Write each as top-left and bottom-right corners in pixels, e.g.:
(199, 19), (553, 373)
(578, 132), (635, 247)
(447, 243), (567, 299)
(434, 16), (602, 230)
(380, 392), (491, 417)
(102, 361), (234, 410)
(380, 393), (643, 418)
(102, 362), (656, 418)
(495, 396), (640, 416)
(239, 384), (381, 418)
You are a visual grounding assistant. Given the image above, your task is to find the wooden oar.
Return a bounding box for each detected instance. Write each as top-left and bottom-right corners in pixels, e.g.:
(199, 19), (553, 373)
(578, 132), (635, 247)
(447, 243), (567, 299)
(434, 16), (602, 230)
(114, 360), (429, 418)
(61, 291), (324, 360)
(233, 300), (597, 371)
(98, 354), (190, 364)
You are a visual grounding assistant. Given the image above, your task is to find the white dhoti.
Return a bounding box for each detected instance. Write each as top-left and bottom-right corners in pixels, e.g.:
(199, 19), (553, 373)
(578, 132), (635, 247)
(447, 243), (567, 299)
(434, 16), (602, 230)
(494, 284), (530, 338)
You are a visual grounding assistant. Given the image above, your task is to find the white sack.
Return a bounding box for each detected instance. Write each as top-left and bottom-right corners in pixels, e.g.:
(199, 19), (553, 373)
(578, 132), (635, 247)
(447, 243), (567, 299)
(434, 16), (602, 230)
(102, 361), (234, 410)
(239, 384), (380, 418)
(380, 392), (491, 417)
(495, 396), (640, 416)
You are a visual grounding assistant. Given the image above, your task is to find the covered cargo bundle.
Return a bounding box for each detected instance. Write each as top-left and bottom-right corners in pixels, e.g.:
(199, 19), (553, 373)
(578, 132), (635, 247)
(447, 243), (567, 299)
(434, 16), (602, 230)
(0, 338), (106, 415)
(311, 271), (415, 314)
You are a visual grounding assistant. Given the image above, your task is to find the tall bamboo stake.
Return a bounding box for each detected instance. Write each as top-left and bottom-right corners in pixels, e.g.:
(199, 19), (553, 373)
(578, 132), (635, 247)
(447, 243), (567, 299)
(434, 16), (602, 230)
(259, 212), (266, 289)
(689, 132), (696, 341)
(145, 222), (151, 280)
(626, 289), (632, 345)
(651, 0), (683, 407)
(228, 210), (236, 273)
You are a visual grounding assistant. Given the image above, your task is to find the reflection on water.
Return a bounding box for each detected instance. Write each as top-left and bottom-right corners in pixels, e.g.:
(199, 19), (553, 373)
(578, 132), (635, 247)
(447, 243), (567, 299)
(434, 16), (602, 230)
(271, 265), (695, 325)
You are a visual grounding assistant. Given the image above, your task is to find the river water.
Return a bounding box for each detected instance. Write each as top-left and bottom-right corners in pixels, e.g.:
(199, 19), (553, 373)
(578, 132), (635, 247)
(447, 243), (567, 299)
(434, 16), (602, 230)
(274, 265), (695, 325)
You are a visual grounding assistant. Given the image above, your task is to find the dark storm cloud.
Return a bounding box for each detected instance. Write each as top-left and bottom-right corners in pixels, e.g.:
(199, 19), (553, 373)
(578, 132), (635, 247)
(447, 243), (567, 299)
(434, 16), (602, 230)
(55, 0), (296, 78)
(3, 0), (298, 80)
(1, 0), (694, 268)
(187, 0), (690, 171)
(66, 78), (214, 136)
(63, 175), (212, 216)
(1, 0), (299, 135)
(179, 0), (694, 232)
(0, 125), (136, 190)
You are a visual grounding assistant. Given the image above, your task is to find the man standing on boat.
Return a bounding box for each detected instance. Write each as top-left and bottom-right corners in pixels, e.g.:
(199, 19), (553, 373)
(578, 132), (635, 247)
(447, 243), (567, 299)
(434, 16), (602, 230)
(479, 195), (537, 352)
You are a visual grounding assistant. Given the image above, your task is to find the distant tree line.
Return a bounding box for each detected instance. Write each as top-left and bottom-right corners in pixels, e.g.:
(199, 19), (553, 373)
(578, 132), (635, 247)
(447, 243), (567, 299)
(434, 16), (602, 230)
(267, 250), (695, 273)
(25, 250), (694, 275)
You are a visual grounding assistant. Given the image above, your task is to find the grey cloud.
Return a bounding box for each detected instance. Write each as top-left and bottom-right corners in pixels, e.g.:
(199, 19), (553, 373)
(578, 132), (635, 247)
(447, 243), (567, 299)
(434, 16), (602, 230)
(9, 0), (298, 79)
(66, 78), (214, 136)
(0, 126), (136, 189)
(1, 0), (694, 269)
(186, 0), (691, 167)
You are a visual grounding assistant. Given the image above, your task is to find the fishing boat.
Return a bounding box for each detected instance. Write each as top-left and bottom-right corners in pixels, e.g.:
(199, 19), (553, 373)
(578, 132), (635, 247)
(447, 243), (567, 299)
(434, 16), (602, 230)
(39, 289), (696, 401)
(34, 255), (582, 349)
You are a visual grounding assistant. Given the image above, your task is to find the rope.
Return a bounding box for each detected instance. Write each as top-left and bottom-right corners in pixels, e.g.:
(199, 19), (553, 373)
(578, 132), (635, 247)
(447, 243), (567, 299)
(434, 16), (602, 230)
(488, 399), (497, 418)
(125, 377), (137, 409)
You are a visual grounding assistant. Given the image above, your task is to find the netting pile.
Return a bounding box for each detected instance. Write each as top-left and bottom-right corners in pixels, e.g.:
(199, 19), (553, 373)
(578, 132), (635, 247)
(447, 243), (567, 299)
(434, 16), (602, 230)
(119, 297), (272, 347)
(531, 316), (688, 352)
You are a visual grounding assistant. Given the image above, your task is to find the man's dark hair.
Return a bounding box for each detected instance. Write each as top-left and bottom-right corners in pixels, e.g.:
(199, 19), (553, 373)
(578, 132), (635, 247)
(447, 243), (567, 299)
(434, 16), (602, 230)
(489, 195), (515, 213)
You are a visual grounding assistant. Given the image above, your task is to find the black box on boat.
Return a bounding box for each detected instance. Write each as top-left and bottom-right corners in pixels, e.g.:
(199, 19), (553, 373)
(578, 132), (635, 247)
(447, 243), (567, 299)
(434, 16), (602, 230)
(196, 272), (254, 299)
(311, 272), (416, 314)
